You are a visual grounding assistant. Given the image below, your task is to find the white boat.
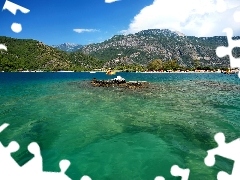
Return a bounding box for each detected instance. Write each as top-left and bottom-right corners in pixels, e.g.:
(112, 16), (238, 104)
(89, 71), (96, 73)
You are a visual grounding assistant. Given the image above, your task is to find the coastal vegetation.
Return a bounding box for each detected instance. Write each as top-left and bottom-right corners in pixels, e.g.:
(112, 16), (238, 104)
(145, 59), (227, 72)
(147, 59), (179, 71)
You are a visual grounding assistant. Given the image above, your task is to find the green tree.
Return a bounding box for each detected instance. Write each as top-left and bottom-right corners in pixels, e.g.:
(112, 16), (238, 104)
(163, 60), (179, 70)
(147, 59), (163, 71)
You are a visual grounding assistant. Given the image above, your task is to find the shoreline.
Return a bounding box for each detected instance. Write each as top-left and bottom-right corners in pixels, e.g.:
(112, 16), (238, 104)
(0, 70), (238, 74)
(0, 71), (222, 73)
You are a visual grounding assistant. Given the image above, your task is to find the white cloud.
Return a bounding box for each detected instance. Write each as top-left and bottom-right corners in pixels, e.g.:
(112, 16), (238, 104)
(73, 29), (99, 33)
(121, 0), (240, 37)
(105, 0), (120, 3)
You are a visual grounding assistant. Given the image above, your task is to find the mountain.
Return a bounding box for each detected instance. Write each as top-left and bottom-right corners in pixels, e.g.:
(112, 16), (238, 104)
(0, 36), (102, 72)
(1, 29), (239, 72)
(52, 43), (83, 52)
(78, 29), (239, 68)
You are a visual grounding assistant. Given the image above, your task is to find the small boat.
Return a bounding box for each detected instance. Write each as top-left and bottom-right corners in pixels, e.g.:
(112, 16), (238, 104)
(106, 70), (116, 75)
(89, 71), (96, 73)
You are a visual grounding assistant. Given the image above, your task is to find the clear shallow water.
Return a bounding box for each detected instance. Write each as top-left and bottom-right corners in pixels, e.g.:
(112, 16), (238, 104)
(0, 72), (240, 179)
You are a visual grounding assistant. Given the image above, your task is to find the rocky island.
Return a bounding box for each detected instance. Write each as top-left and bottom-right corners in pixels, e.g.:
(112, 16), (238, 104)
(91, 76), (149, 89)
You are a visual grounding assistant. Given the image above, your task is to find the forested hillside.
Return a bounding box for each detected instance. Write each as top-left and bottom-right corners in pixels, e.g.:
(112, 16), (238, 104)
(0, 36), (102, 71)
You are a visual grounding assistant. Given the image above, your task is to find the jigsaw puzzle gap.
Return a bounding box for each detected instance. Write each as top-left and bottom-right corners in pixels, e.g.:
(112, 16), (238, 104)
(0, 123), (9, 132)
(21, 142), (43, 173)
(205, 132), (240, 179)
(154, 176), (165, 180)
(81, 175), (92, 180)
(0, 44), (7, 51)
(11, 23), (22, 33)
(171, 165), (190, 180)
(2, 0), (30, 33)
(2, 0), (30, 15)
(59, 160), (70, 173)
(0, 123), (92, 179)
(216, 28), (240, 69)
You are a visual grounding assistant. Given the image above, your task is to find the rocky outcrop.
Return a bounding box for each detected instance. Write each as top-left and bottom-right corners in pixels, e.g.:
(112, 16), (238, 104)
(91, 76), (149, 89)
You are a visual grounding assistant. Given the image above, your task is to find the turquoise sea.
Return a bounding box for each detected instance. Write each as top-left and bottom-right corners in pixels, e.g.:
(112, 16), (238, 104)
(0, 72), (240, 179)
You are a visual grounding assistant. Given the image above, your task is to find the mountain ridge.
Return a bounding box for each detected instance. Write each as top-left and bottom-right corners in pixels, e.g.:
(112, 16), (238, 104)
(52, 43), (83, 52)
(76, 29), (236, 68)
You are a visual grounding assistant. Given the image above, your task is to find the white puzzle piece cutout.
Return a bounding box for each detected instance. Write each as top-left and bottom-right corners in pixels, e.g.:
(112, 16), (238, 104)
(216, 28), (240, 69)
(11, 23), (22, 33)
(3, 0), (30, 15)
(21, 142), (43, 175)
(2, 0), (30, 33)
(0, 44), (7, 51)
(216, 11), (240, 78)
(204, 132), (240, 180)
(154, 176), (165, 180)
(37, 160), (72, 180)
(154, 164), (190, 180)
(0, 123), (92, 180)
(81, 175), (92, 180)
(0, 141), (21, 177)
(0, 123), (9, 132)
(171, 165), (190, 180)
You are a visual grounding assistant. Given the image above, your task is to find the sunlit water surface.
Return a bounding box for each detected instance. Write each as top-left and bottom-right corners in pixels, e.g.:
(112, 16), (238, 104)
(0, 72), (240, 180)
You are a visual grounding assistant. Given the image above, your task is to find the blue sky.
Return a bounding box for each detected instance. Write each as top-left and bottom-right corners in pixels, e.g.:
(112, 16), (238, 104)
(1, 0), (240, 45)
(0, 0), (152, 45)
